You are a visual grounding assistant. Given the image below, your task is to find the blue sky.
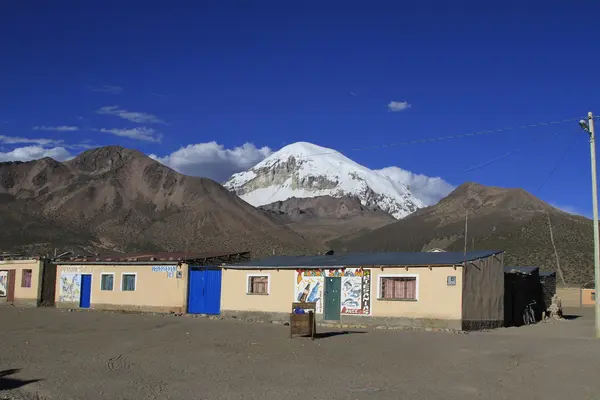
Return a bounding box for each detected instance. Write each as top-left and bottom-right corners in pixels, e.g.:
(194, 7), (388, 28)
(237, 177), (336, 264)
(1, 2), (599, 215)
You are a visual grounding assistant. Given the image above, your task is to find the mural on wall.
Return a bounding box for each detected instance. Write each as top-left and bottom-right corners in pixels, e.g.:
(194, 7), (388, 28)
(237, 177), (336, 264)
(295, 269), (324, 313)
(59, 273), (82, 303)
(0, 271), (7, 297)
(294, 268), (371, 315)
(341, 269), (371, 315)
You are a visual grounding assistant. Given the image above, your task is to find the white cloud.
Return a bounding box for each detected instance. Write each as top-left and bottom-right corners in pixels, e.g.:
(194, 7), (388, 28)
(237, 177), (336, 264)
(387, 101), (411, 112)
(97, 127), (162, 142)
(376, 166), (455, 206)
(33, 125), (79, 132)
(0, 135), (63, 146)
(90, 85), (123, 94)
(551, 203), (591, 219)
(150, 141), (272, 182)
(97, 105), (164, 124)
(0, 146), (72, 162)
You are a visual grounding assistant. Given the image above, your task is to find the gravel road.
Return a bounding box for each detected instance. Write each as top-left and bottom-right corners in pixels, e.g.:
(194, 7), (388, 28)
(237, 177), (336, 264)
(0, 306), (598, 400)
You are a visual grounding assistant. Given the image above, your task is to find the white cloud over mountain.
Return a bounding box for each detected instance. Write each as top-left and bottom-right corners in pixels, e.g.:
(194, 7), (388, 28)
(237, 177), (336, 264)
(0, 146), (72, 162)
(375, 166), (455, 206)
(150, 141), (272, 182)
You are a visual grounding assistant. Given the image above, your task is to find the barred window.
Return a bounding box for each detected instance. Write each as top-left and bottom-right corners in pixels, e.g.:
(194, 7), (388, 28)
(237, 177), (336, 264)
(21, 269), (32, 288)
(380, 277), (417, 300)
(247, 276), (269, 295)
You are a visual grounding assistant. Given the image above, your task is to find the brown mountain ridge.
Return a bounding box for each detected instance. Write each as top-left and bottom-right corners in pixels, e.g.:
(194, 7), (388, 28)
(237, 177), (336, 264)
(334, 182), (594, 285)
(0, 146), (316, 257)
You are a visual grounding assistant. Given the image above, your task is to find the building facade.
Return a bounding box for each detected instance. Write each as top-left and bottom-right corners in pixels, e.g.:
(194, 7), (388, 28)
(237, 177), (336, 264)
(0, 258), (44, 306)
(52, 251), (248, 314)
(221, 251), (504, 330)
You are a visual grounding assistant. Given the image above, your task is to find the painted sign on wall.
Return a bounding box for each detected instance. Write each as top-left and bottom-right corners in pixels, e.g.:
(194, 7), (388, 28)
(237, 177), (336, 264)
(295, 270), (324, 313)
(152, 265), (177, 278)
(0, 271), (7, 297)
(341, 269), (371, 315)
(59, 273), (82, 302)
(294, 268), (371, 315)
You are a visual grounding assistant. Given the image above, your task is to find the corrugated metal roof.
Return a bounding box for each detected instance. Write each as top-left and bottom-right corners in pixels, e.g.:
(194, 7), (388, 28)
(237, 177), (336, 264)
(504, 266), (539, 275)
(55, 251), (250, 264)
(224, 250), (502, 269)
(539, 271), (556, 277)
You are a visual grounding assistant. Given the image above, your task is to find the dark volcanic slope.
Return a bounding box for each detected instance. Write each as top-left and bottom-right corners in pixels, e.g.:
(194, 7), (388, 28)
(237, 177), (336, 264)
(0, 146), (315, 257)
(337, 182), (593, 284)
(259, 195), (395, 247)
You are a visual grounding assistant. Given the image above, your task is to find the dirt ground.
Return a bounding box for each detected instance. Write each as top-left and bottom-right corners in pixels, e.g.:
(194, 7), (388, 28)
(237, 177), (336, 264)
(1, 307), (599, 400)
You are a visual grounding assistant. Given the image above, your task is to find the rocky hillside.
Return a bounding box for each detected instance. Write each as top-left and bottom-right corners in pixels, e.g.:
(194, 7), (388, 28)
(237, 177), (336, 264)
(259, 195), (396, 247)
(0, 146), (316, 257)
(336, 182), (594, 285)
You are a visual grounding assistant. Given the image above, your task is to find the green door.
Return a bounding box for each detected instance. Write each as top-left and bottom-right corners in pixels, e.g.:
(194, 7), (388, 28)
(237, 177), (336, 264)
(324, 277), (341, 321)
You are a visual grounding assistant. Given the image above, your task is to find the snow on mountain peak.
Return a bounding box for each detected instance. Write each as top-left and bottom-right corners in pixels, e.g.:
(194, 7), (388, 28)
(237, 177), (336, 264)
(224, 141), (426, 219)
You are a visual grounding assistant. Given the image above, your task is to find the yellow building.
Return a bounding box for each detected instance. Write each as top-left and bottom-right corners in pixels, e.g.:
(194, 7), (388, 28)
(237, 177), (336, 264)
(221, 251), (505, 330)
(52, 252), (249, 314)
(0, 257), (45, 306)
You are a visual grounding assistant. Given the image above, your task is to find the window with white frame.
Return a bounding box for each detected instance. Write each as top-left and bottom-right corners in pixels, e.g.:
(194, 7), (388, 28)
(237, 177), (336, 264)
(100, 273), (114, 291)
(247, 275), (269, 295)
(379, 276), (417, 300)
(121, 273), (136, 291)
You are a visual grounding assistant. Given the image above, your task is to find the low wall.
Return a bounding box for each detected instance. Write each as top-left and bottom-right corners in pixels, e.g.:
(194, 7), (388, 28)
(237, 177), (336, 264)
(557, 287), (582, 307)
(221, 310), (465, 330)
(56, 302), (184, 314)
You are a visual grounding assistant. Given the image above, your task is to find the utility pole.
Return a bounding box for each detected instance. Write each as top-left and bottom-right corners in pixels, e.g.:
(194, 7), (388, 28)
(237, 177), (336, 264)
(581, 112), (600, 339)
(589, 112), (600, 339)
(464, 209), (468, 256)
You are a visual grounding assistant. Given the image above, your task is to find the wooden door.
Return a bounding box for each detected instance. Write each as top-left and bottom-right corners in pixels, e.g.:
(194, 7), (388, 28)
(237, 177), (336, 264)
(7, 270), (16, 302)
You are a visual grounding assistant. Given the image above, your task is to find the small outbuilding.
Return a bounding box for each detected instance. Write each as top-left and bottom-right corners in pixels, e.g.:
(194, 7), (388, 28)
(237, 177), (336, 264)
(52, 251), (249, 314)
(221, 250), (505, 331)
(504, 266), (544, 326)
(0, 256), (46, 306)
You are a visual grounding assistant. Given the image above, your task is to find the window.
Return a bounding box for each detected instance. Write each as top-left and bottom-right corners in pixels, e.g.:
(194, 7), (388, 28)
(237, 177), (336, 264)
(380, 276), (417, 300)
(247, 275), (269, 295)
(101, 273), (114, 291)
(121, 274), (136, 291)
(21, 269), (32, 288)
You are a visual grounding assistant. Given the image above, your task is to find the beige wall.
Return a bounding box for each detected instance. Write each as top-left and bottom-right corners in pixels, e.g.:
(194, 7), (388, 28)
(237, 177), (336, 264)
(581, 289), (595, 306)
(221, 267), (464, 321)
(221, 269), (295, 313)
(54, 263), (189, 313)
(461, 254), (504, 326)
(557, 287), (582, 307)
(370, 267), (463, 320)
(0, 259), (43, 304)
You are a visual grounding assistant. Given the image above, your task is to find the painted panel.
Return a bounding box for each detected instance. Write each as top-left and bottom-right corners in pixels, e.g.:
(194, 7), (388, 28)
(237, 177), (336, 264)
(0, 271), (7, 297)
(294, 268), (371, 315)
(59, 273), (82, 303)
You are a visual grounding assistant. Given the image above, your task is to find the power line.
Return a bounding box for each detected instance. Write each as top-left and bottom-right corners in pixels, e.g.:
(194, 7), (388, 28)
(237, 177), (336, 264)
(288, 116), (583, 160)
(537, 136), (578, 194)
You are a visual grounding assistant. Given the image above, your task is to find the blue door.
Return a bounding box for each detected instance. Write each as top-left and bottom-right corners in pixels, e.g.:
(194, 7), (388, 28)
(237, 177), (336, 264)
(188, 268), (222, 314)
(80, 274), (92, 308)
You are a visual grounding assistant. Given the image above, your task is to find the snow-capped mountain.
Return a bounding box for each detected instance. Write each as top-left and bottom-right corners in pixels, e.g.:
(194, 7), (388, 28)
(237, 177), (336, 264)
(224, 142), (426, 219)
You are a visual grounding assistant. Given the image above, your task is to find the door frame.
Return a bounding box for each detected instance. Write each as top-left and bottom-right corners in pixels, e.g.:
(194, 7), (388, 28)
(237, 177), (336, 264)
(187, 267), (222, 315)
(6, 269), (16, 303)
(79, 274), (93, 309)
(324, 276), (342, 321)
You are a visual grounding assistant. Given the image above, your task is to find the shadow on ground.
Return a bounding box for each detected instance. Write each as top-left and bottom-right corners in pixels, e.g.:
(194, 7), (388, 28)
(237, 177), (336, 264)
(314, 330), (367, 339)
(0, 368), (41, 391)
(563, 314), (582, 320)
